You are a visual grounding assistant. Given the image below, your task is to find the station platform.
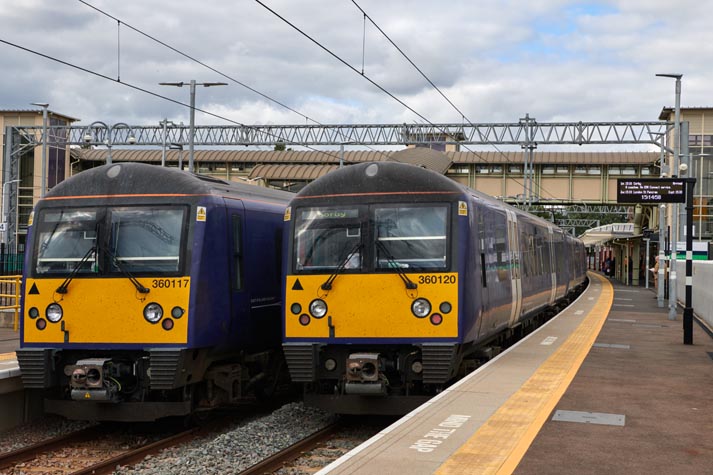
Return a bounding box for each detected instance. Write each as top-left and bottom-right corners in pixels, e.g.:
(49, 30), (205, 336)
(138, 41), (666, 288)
(318, 272), (713, 474)
(0, 326), (19, 354)
(0, 327), (20, 381)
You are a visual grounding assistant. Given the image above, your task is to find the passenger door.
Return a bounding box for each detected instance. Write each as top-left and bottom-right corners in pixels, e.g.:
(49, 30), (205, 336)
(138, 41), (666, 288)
(506, 209), (522, 327)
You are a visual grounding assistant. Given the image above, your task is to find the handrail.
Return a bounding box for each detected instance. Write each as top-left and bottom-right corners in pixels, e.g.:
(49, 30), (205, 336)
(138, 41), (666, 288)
(0, 276), (22, 331)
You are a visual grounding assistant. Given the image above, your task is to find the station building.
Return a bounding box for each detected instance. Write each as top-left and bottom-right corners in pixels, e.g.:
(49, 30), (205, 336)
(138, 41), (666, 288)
(3, 107), (713, 282)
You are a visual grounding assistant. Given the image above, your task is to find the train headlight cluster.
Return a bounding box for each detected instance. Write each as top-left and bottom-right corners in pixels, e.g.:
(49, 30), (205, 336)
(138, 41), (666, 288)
(411, 298), (431, 318)
(143, 303), (164, 323)
(46, 303), (63, 323)
(309, 299), (327, 318)
(411, 299), (451, 326)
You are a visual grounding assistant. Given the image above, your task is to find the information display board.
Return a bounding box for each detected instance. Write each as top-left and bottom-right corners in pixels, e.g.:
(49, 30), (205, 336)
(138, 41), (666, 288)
(617, 178), (686, 203)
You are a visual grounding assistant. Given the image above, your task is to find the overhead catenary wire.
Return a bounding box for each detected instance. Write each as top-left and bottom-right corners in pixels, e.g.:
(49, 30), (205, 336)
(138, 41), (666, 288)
(77, 0), (391, 162)
(256, 0), (559, 202)
(348, 0), (559, 203)
(0, 38), (350, 164)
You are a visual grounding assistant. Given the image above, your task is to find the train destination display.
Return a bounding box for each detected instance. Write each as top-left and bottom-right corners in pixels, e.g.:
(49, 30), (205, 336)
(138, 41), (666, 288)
(617, 178), (686, 203)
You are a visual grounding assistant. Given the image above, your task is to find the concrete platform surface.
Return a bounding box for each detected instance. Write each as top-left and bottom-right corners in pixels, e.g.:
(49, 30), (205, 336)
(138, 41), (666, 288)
(0, 326), (19, 354)
(515, 281), (713, 474)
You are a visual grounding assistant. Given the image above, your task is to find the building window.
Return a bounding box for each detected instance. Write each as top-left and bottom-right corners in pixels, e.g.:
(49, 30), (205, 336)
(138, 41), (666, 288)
(475, 165), (503, 175)
(690, 135), (713, 146)
(415, 143), (446, 152)
(448, 166), (469, 174)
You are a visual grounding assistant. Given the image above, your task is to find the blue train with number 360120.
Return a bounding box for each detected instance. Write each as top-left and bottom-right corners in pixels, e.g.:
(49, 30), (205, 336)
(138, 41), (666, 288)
(16, 162), (292, 421)
(282, 161), (587, 415)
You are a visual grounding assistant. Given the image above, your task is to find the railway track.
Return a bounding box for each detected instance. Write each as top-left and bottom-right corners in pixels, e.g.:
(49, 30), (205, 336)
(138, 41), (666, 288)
(0, 406), (384, 475)
(0, 423), (199, 475)
(240, 418), (388, 475)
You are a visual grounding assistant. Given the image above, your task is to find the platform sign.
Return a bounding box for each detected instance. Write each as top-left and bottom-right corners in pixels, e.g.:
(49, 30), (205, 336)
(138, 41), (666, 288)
(617, 178), (686, 204)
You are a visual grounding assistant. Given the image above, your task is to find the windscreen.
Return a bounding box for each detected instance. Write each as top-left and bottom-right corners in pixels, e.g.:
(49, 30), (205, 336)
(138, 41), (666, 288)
(35, 209), (98, 274)
(110, 208), (184, 273)
(293, 207), (363, 271)
(374, 205), (448, 270)
(33, 206), (186, 276)
(291, 204), (450, 273)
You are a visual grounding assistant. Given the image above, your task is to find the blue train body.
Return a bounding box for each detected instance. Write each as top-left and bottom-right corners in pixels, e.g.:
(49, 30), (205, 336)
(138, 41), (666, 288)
(282, 162), (587, 414)
(17, 163), (292, 421)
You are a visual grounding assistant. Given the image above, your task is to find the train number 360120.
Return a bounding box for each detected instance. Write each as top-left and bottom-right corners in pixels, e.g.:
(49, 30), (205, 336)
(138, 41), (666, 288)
(417, 275), (456, 285)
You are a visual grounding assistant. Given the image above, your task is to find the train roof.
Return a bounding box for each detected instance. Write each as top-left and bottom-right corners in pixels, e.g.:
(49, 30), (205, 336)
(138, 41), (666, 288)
(45, 162), (292, 205)
(295, 161), (463, 198)
(294, 162), (581, 240)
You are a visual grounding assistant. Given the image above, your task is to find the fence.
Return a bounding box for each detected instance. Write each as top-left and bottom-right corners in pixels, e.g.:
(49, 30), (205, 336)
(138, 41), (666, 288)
(0, 276), (21, 331)
(0, 244), (24, 276)
(0, 245), (23, 330)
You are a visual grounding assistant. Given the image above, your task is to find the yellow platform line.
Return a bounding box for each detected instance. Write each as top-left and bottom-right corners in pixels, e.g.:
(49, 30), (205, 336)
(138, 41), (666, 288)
(436, 273), (613, 475)
(0, 351), (17, 361)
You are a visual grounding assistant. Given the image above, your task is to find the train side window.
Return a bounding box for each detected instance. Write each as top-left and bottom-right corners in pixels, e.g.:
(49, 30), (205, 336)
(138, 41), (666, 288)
(232, 215), (243, 291)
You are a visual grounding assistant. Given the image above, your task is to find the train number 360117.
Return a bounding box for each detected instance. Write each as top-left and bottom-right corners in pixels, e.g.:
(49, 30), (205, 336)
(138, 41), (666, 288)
(418, 275), (456, 285)
(152, 279), (190, 289)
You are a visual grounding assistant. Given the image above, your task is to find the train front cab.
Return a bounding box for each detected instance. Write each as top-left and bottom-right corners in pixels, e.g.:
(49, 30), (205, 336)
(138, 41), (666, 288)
(283, 194), (475, 414)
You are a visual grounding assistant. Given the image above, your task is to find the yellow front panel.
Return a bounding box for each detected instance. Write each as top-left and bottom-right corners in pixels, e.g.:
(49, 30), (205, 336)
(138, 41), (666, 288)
(23, 277), (190, 344)
(285, 273), (459, 338)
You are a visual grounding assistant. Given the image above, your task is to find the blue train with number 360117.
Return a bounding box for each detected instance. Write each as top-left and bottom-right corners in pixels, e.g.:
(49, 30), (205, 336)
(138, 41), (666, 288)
(16, 162), (292, 421)
(282, 161), (587, 415)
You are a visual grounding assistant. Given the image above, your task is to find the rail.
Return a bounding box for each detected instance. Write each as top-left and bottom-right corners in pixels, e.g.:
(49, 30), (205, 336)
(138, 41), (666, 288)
(0, 275), (21, 331)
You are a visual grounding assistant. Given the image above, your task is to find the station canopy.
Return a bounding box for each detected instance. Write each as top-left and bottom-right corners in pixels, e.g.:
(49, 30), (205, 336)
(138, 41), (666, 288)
(579, 223), (636, 247)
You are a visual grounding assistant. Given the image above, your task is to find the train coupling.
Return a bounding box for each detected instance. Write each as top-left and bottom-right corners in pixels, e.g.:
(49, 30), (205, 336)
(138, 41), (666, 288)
(64, 358), (120, 403)
(344, 353), (386, 396)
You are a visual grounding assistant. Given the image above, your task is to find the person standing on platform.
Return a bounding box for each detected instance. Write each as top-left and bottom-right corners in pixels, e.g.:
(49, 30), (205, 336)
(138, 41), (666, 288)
(650, 255), (660, 289)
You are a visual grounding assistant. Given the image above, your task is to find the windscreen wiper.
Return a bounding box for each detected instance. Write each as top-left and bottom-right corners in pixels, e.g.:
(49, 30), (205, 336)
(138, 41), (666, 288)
(100, 246), (150, 294)
(55, 246), (96, 294)
(321, 243), (362, 291)
(376, 239), (418, 290)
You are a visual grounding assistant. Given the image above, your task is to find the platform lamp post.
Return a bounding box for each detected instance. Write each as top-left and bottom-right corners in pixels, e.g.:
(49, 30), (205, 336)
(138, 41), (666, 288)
(82, 121), (136, 165)
(31, 102), (49, 197)
(651, 131), (668, 308)
(159, 118), (177, 167)
(1, 179), (21, 247)
(159, 80), (227, 173)
(683, 176), (696, 344)
(656, 73), (682, 321)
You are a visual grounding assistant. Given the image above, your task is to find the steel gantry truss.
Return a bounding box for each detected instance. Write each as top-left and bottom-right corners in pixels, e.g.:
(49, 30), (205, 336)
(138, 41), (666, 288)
(9, 120), (673, 147)
(4, 120), (673, 253)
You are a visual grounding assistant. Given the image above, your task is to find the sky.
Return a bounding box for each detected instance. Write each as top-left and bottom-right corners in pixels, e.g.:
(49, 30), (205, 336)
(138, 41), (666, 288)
(1, 0), (710, 150)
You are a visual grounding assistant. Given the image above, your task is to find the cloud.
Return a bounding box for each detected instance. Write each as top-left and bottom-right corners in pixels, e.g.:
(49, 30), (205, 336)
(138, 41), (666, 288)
(0, 0), (708, 152)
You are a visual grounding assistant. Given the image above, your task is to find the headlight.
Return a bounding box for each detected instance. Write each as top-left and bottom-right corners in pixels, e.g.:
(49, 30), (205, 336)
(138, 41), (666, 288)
(46, 303), (63, 323)
(143, 303), (164, 323)
(411, 298), (431, 318)
(324, 358), (337, 371)
(411, 360), (423, 374)
(309, 299), (327, 318)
